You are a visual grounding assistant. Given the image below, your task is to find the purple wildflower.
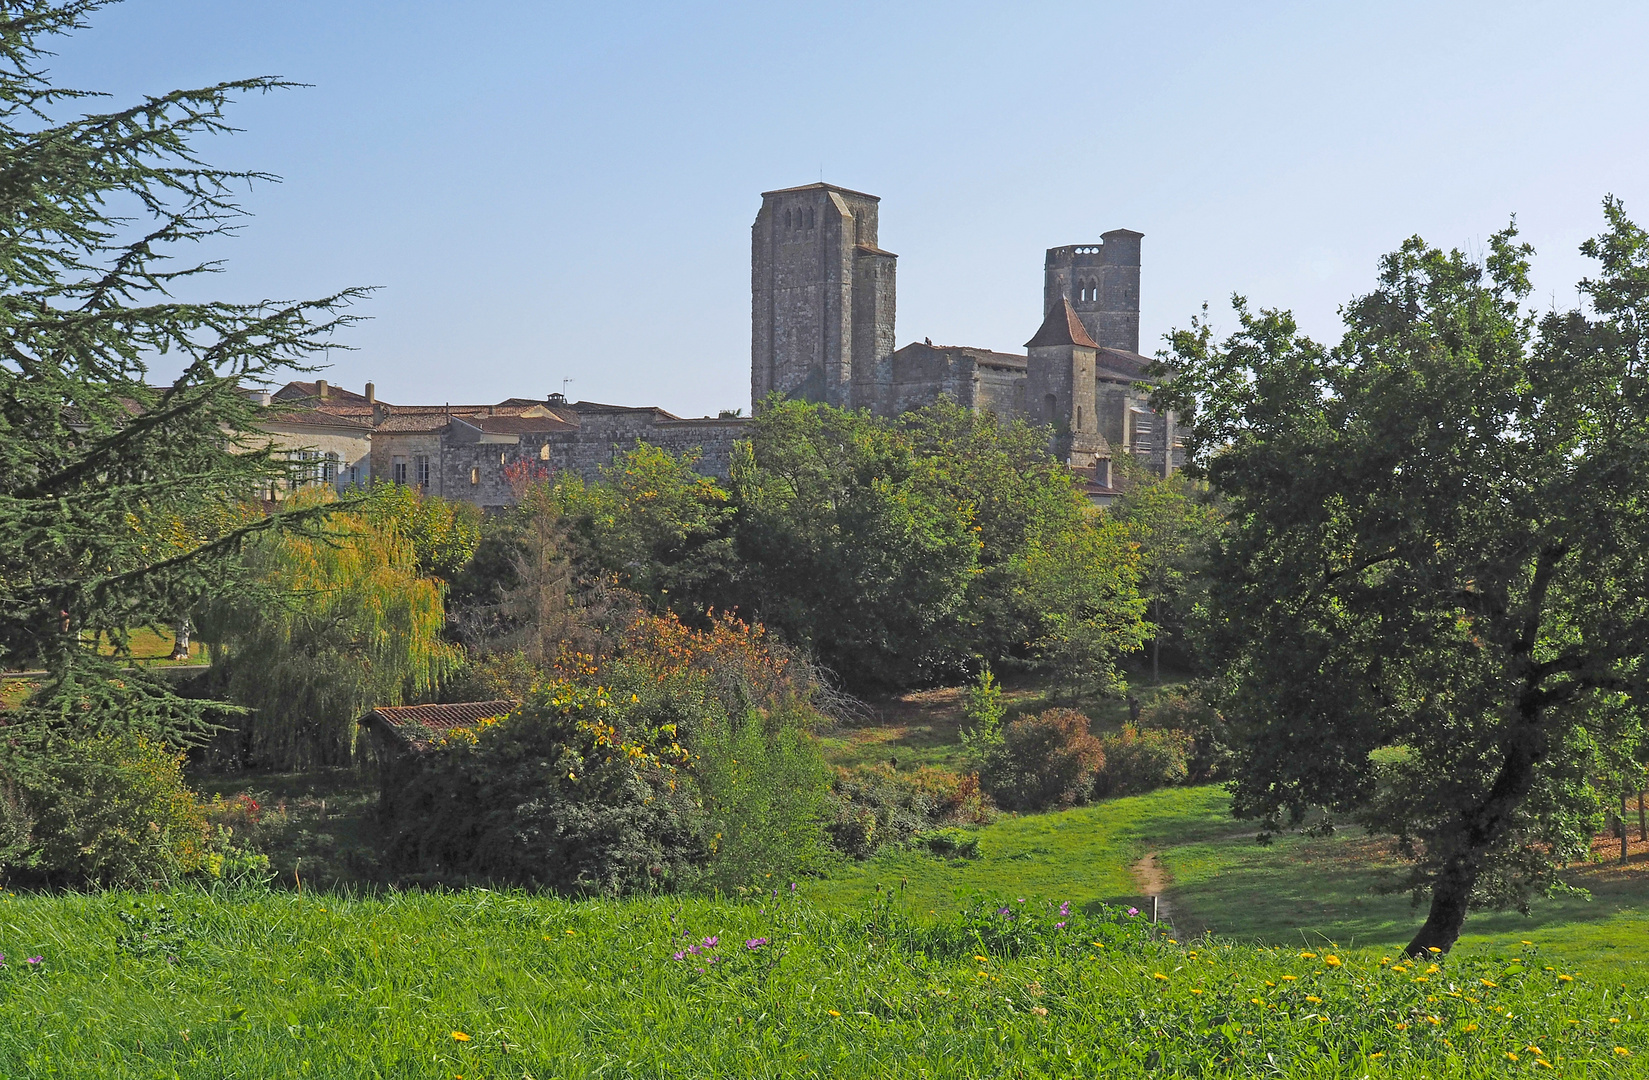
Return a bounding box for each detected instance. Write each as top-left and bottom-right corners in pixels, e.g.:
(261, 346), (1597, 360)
(1126, 907), (1140, 917)
(1055, 921), (1068, 929)
(745, 937), (769, 950)
(1059, 901), (1071, 917)
(997, 906), (1012, 916)
(25, 956), (42, 966)
(703, 935), (719, 948)
(790, 882), (797, 893)
(687, 944), (702, 955)
(1017, 897), (1026, 904)
(672, 950), (687, 961)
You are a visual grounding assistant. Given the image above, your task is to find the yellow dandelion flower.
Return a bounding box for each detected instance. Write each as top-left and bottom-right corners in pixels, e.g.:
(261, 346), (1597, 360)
(1298, 951), (1318, 959)
(451, 1031), (471, 1042)
(1462, 1024), (1478, 1032)
(1091, 942), (1105, 949)
(1520, 940), (1532, 946)
(973, 955), (990, 963)
(1281, 975), (1297, 981)
(1426, 1016), (1441, 1025)
(1558, 974), (1574, 983)
(1305, 996), (1322, 1004)
(1324, 955), (1342, 968)
(1425, 964), (1440, 974)
(1610, 1017), (1621, 1024)
(1616, 1047), (1633, 1057)
(1265, 980), (1276, 987)
(1153, 972), (1170, 981)
(1507, 1052), (1519, 1062)
(1414, 976), (1429, 982)
(1250, 997), (1263, 1005)
(1190, 989), (1204, 994)
(1480, 979), (1497, 988)
(1368, 1052), (1384, 1060)
(1543, 966), (1555, 971)
(1427, 946), (1442, 953)
(1395, 1022), (1409, 1031)
(1525, 1046), (1543, 1054)
(827, 1010), (841, 1018)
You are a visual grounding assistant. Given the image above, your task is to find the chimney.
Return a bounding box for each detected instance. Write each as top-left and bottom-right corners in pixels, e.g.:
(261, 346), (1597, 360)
(316, 379), (328, 401)
(365, 381), (375, 404)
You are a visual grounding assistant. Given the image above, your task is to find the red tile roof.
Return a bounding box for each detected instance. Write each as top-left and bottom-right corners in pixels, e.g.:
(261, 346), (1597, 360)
(359, 700), (518, 750)
(1025, 297), (1100, 349)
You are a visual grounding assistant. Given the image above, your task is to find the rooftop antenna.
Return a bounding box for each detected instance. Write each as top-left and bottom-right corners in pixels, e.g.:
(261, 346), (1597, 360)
(561, 378), (574, 397)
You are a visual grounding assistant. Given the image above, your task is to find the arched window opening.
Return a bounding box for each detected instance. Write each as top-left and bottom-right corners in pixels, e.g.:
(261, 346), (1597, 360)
(539, 443), (550, 461)
(1077, 406), (1084, 429)
(784, 209), (792, 229)
(807, 208), (815, 228)
(1044, 393), (1058, 423)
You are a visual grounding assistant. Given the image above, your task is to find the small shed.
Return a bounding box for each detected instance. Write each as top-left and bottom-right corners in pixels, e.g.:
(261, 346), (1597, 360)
(358, 699), (518, 757)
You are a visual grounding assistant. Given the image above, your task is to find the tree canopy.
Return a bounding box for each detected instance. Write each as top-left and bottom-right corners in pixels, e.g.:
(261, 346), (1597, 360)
(0, 1), (361, 751)
(1156, 200), (1649, 954)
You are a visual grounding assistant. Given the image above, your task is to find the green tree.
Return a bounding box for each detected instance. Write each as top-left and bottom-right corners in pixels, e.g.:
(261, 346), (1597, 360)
(1156, 202), (1649, 954)
(363, 484), (482, 582)
(0, 3), (360, 751)
(553, 442), (735, 620)
(900, 399), (1098, 667)
(1111, 471), (1223, 683)
(730, 398), (979, 689)
(197, 499), (458, 768)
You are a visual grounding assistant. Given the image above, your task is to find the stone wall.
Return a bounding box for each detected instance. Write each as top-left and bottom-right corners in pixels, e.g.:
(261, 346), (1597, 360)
(429, 414), (752, 509)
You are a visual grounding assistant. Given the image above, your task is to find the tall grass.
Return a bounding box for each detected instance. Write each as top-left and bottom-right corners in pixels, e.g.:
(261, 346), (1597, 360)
(0, 887), (1640, 1077)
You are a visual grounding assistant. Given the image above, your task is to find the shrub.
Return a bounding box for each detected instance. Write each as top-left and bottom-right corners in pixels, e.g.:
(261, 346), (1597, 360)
(1137, 687), (1229, 781)
(381, 681), (707, 893)
(1094, 724), (1192, 797)
(382, 609), (835, 892)
(7, 735), (212, 888)
(980, 708), (1105, 811)
(826, 766), (992, 858)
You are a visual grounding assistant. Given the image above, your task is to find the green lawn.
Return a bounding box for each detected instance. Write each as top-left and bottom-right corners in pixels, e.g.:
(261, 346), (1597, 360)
(1, 887), (1643, 1078)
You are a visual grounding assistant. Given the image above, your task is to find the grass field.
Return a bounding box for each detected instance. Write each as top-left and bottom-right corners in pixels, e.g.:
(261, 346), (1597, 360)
(0, 887), (1643, 1078)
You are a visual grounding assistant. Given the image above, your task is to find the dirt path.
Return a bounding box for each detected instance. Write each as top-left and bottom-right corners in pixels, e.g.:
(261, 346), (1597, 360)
(1131, 851), (1176, 929)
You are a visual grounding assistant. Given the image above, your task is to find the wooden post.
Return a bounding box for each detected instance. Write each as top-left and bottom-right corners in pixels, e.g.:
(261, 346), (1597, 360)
(1151, 895), (1159, 924)
(1639, 789), (1646, 844)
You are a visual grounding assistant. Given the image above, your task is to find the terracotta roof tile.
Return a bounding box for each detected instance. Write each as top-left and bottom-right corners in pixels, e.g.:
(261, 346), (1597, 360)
(1024, 297), (1099, 349)
(359, 700), (518, 750)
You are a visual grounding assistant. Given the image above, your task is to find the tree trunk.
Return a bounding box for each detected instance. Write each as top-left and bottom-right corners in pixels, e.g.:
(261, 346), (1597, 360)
(1404, 856), (1478, 957)
(1151, 597), (1160, 685)
(1622, 793), (1631, 865)
(169, 616), (192, 660)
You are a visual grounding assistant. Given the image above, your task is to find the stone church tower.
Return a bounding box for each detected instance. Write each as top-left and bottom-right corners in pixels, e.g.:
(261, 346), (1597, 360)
(750, 183), (897, 411)
(1043, 230), (1143, 353)
(1025, 296), (1108, 469)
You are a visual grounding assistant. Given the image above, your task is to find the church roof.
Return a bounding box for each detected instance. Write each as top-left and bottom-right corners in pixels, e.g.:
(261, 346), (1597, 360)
(761, 181), (880, 201)
(1024, 298), (1099, 349)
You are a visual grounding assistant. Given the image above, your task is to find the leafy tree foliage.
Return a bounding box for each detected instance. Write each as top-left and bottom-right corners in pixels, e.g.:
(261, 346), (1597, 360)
(362, 484), (482, 582)
(1157, 201), (1649, 954)
(197, 498), (458, 768)
(901, 399), (1140, 678)
(1110, 471), (1223, 682)
(0, 2), (360, 750)
(730, 398), (979, 688)
(553, 442), (735, 620)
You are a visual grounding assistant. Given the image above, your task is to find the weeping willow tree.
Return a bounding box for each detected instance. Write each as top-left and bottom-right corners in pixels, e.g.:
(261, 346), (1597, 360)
(198, 498), (459, 768)
(0, 1), (364, 759)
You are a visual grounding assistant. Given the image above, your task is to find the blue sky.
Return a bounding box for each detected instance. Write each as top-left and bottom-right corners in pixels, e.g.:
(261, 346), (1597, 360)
(60, 1), (1649, 415)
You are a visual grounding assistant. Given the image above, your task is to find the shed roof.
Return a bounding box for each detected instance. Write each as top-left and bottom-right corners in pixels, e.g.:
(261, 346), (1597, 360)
(358, 700), (518, 751)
